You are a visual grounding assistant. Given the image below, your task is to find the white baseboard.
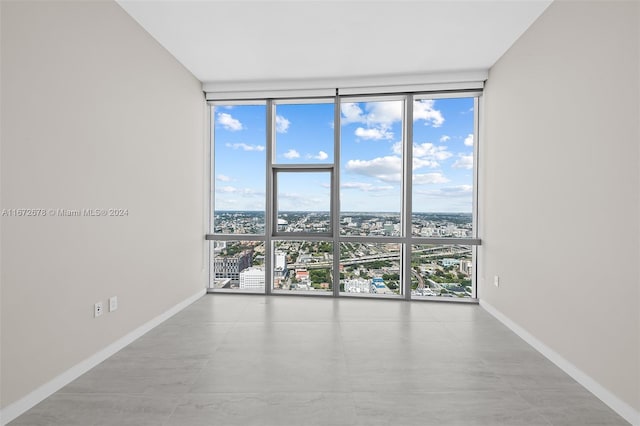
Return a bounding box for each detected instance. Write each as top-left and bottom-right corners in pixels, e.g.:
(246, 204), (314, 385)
(480, 300), (640, 426)
(0, 288), (206, 426)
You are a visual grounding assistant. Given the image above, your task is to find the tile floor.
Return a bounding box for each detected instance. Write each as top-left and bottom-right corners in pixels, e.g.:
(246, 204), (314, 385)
(9, 295), (629, 425)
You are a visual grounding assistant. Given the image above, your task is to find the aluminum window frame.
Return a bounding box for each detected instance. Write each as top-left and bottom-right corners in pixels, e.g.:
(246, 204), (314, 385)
(207, 90), (482, 300)
(209, 100), (268, 237)
(272, 166), (335, 238)
(338, 94), (407, 240)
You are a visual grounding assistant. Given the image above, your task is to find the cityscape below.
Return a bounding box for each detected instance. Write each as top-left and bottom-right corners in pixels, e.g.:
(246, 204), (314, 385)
(211, 211), (474, 298)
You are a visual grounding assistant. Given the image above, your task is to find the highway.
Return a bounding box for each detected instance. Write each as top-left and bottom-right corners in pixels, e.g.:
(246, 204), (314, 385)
(287, 245), (471, 270)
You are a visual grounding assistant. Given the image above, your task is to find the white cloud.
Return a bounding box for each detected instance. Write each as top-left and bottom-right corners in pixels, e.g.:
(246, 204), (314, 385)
(413, 142), (452, 161)
(216, 174), (232, 182)
(217, 113), (243, 131)
(214, 183), (265, 210)
(279, 192), (304, 200)
(414, 99), (444, 127)
(313, 151), (329, 160)
(391, 142), (402, 155)
(341, 101), (402, 126)
(413, 158), (440, 169)
(452, 154), (474, 169)
(345, 156), (402, 183)
(218, 185), (237, 193)
(276, 115), (290, 133)
(442, 185), (473, 194)
(341, 182), (394, 192)
(225, 142), (265, 152)
(464, 134), (474, 146)
(341, 100), (444, 129)
(365, 102), (403, 126)
(346, 154), (448, 183)
(342, 102), (408, 142)
(216, 185), (258, 195)
(278, 192), (325, 210)
(283, 149), (300, 159)
(413, 173), (450, 185)
(440, 135), (451, 143)
(355, 127), (394, 140)
(340, 103), (365, 124)
(390, 141), (451, 169)
(415, 185), (472, 197)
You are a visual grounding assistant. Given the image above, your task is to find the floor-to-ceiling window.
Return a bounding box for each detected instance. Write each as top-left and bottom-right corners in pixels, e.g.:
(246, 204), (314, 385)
(209, 103), (267, 292)
(207, 91), (480, 299)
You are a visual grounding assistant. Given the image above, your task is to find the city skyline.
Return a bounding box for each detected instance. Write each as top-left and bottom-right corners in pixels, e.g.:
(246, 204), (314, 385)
(210, 209), (474, 297)
(212, 210), (473, 237)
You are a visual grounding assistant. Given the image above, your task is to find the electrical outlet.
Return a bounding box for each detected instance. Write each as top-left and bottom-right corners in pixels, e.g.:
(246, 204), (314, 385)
(493, 275), (500, 288)
(94, 302), (104, 318)
(109, 296), (118, 312)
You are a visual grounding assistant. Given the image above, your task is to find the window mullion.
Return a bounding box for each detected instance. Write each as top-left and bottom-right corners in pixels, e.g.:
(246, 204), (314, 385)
(472, 96), (480, 298)
(265, 99), (275, 295)
(403, 95), (414, 300)
(332, 91), (341, 297)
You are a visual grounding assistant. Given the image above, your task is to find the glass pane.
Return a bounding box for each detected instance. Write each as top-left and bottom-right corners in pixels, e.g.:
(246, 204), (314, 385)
(339, 242), (402, 296)
(210, 241), (265, 292)
(274, 102), (334, 164)
(412, 97), (474, 236)
(212, 104), (266, 234)
(340, 99), (403, 236)
(272, 240), (333, 293)
(276, 172), (331, 233)
(411, 244), (473, 298)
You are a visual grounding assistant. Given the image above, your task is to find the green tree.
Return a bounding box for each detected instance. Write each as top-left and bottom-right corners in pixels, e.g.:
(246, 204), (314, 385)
(310, 269), (330, 284)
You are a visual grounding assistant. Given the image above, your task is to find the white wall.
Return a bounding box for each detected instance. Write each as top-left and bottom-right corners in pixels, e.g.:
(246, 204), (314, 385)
(0, 0), (205, 412)
(481, 0), (639, 419)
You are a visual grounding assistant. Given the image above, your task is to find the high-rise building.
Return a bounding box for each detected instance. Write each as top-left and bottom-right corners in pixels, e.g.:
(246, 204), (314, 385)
(274, 251), (287, 278)
(213, 249), (252, 284)
(239, 267), (265, 290)
(459, 260), (473, 275)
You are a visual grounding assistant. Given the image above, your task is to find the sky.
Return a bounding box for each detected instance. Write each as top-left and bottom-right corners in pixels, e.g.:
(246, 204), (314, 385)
(213, 97), (474, 213)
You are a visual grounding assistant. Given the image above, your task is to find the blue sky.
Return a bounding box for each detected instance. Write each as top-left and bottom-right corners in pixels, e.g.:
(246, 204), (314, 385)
(213, 97), (474, 213)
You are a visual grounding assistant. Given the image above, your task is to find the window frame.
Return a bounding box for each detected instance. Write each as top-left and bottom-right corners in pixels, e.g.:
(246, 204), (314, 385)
(272, 166), (334, 238)
(338, 94), (407, 239)
(209, 100), (268, 237)
(207, 90), (481, 299)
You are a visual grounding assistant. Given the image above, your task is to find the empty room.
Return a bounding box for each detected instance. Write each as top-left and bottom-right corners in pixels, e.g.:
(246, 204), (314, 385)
(1, 0), (638, 425)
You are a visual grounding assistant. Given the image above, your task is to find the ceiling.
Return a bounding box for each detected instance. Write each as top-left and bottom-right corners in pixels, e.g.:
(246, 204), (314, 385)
(117, 1), (552, 88)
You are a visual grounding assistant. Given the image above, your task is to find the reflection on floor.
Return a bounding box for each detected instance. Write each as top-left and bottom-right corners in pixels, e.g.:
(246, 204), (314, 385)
(10, 295), (629, 426)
